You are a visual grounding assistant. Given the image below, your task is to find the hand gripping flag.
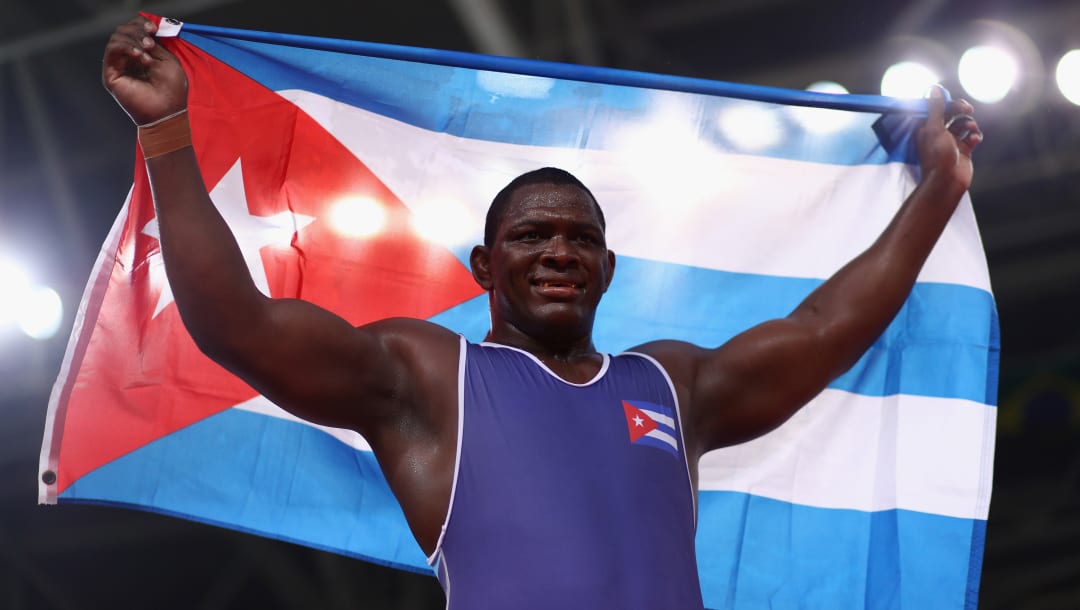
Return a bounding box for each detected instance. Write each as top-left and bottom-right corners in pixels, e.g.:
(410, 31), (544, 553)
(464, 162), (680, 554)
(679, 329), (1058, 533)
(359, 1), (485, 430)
(40, 14), (997, 609)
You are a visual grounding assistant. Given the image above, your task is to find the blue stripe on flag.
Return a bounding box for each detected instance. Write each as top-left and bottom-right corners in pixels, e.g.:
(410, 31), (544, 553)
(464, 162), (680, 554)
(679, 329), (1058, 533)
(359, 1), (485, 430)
(627, 399), (675, 421)
(634, 435), (679, 456)
(58, 408), (431, 573)
(180, 25), (929, 114)
(178, 31), (916, 165)
(429, 256), (1000, 404)
(695, 491), (984, 610)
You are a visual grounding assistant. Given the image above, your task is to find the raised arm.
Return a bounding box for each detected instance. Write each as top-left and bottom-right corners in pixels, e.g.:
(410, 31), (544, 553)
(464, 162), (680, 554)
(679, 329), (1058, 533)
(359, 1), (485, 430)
(641, 88), (983, 458)
(101, 17), (459, 439)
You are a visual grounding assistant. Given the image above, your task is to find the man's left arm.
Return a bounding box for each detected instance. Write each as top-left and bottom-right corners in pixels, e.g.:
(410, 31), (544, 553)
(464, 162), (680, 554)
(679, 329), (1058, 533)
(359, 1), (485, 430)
(641, 87), (983, 458)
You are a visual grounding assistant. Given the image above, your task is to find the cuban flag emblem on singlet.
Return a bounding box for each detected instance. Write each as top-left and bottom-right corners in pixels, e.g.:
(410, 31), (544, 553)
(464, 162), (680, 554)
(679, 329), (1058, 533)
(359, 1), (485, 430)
(622, 400), (679, 457)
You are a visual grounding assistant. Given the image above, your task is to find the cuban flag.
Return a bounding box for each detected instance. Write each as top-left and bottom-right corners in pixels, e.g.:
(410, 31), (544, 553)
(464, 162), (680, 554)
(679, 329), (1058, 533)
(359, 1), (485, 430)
(622, 399), (680, 456)
(39, 14), (997, 609)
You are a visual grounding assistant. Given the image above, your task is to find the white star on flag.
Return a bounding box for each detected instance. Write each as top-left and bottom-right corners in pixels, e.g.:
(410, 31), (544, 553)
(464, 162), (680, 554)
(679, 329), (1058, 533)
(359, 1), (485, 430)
(633, 414), (644, 427)
(141, 158), (316, 317)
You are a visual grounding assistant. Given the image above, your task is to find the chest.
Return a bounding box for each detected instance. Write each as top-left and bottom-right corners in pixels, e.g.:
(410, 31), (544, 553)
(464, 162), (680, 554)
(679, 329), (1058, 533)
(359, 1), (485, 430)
(459, 344), (693, 509)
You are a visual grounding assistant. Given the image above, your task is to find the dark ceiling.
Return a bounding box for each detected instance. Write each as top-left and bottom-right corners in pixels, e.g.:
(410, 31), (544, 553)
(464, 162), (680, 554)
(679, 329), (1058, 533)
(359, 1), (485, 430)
(2, 0), (1079, 608)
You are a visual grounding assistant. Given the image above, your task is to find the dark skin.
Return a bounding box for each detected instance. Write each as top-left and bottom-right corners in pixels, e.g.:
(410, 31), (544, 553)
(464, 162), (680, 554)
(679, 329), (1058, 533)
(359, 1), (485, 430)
(104, 16), (982, 555)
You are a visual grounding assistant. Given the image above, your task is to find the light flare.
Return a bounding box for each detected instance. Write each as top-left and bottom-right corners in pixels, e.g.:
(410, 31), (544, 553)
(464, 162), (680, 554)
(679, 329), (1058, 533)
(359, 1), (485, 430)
(328, 196), (387, 239)
(958, 45), (1018, 103)
(410, 199), (478, 247)
(881, 61), (939, 99)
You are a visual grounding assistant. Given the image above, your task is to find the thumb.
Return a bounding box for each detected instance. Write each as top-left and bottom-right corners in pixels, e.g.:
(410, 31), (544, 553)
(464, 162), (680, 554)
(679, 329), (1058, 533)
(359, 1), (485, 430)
(925, 84), (946, 127)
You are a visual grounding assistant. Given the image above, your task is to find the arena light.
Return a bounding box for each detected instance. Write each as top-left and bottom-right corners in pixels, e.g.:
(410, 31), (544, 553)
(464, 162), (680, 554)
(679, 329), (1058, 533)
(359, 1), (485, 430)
(804, 81), (850, 96)
(789, 81), (857, 135)
(0, 254), (64, 340)
(411, 199), (478, 247)
(1057, 50), (1080, 106)
(328, 196), (387, 239)
(960, 20), (1044, 114)
(717, 104), (783, 151)
(17, 286), (63, 340)
(958, 45), (1019, 103)
(0, 256), (32, 330)
(881, 61), (940, 99)
(614, 95), (725, 210)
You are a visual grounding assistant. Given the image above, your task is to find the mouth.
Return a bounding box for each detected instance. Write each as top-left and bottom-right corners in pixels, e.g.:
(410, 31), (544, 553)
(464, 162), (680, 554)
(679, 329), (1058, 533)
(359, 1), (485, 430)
(530, 278), (586, 299)
(534, 279), (584, 290)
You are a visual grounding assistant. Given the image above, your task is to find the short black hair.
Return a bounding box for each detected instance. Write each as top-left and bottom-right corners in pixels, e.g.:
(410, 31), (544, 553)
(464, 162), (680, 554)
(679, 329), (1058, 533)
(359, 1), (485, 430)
(483, 167), (606, 247)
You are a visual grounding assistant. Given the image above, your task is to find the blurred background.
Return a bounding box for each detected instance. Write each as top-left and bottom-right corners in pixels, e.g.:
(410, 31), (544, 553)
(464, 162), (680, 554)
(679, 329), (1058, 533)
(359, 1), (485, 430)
(2, 0), (1078, 607)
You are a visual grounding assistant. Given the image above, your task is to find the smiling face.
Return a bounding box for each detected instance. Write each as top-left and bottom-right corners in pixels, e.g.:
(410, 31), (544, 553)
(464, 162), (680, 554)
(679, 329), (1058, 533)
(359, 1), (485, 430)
(471, 182), (616, 351)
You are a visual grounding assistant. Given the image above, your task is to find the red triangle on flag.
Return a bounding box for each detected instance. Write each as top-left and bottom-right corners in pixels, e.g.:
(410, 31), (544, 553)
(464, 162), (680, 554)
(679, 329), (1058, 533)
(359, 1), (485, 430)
(50, 36), (484, 493)
(622, 401), (658, 443)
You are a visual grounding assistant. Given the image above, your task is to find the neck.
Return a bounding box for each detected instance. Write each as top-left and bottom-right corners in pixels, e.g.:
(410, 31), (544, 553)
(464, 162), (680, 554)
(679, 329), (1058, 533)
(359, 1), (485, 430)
(485, 327), (605, 385)
(483, 325), (598, 362)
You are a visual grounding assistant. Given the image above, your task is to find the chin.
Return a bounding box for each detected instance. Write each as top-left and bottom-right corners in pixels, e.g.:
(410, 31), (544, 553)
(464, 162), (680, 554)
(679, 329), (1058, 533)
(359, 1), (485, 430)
(529, 307), (593, 338)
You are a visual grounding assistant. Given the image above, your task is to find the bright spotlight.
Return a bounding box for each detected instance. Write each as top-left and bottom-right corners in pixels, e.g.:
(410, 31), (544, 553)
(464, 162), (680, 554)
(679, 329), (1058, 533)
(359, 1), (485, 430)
(0, 256), (32, 328)
(958, 45), (1018, 103)
(328, 196), (387, 239)
(411, 199), (477, 247)
(1057, 49), (1080, 106)
(881, 61), (939, 99)
(717, 104), (783, 151)
(18, 286), (63, 340)
(612, 94), (732, 212)
(806, 81), (849, 95)
(0, 256), (30, 291)
(789, 81), (857, 135)
(962, 19), (1044, 114)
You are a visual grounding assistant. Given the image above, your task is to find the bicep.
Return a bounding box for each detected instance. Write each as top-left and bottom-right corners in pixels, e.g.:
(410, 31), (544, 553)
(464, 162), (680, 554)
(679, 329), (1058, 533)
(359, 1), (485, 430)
(210, 297), (453, 434)
(651, 317), (838, 453)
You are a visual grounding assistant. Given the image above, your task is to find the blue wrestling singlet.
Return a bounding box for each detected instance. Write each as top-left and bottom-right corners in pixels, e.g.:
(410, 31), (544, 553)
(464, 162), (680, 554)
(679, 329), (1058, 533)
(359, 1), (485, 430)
(428, 339), (704, 610)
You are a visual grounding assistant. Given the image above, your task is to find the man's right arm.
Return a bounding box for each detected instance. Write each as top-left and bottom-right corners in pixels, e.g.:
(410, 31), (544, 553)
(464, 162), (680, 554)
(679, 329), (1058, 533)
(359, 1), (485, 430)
(102, 17), (458, 437)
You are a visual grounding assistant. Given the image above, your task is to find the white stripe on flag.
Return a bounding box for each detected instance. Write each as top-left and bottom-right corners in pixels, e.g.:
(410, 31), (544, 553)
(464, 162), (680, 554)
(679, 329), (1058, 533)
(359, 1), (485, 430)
(640, 408), (675, 429)
(232, 396), (373, 452)
(233, 379), (994, 521)
(279, 89), (992, 292)
(645, 428), (679, 450)
(698, 389), (995, 520)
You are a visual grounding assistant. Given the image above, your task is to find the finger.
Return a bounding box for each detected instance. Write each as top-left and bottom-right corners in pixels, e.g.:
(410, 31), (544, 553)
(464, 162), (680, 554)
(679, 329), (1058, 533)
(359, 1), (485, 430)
(944, 114), (975, 137)
(143, 36), (177, 63)
(104, 24), (151, 62)
(102, 39), (139, 74)
(926, 84), (947, 126)
(136, 12), (159, 35)
(958, 120), (984, 154)
(106, 19), (164, 63)
(950, 98), (975, 116)
(113, 21), (153, 43)
(102, 38), (151, 75)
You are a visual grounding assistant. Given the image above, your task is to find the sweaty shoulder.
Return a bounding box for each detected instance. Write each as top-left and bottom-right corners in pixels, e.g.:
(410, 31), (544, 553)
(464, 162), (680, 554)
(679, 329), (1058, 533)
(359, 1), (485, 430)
(365, 316), (462, 394)
(628, 340), (704, 409)
(630, 339), (705, 381)
(348, 317), (461, 439)
(365, 317), (462, 367)
(353, 318), (462, 553)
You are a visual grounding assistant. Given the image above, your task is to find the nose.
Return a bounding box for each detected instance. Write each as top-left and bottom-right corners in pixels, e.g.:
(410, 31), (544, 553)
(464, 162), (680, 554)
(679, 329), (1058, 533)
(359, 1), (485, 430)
(540, 235), (579, 268)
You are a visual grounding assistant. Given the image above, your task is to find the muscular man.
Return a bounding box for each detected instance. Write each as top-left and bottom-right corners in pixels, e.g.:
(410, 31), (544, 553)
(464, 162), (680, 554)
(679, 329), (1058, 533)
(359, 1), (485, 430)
(104, 15), (982, 609)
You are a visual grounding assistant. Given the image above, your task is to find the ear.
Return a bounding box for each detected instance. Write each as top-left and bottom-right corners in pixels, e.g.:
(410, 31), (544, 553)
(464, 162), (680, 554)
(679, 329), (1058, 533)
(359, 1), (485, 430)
(470, 245), (494, 291)
(602, 249), (616, 293)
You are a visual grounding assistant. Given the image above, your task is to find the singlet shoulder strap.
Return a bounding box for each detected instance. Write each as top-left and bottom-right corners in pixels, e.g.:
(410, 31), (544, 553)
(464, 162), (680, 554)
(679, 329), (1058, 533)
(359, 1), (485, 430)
(427, 335), (468, 566)
(616, 350), (697, 526)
